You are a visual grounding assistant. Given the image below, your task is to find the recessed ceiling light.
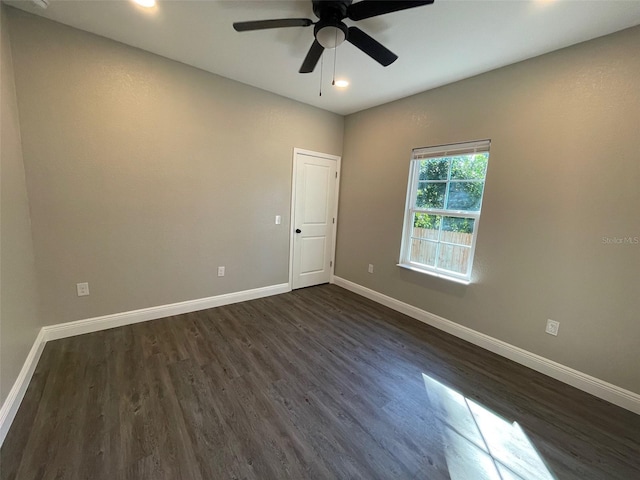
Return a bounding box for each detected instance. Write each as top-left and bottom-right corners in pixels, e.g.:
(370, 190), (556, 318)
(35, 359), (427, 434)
(334, 80), (349, 88)
(31, 0), (49, 9)
(133, 0), (156, 8)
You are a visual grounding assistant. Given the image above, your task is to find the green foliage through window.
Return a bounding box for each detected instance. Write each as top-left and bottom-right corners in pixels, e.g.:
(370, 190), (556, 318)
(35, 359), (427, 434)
(415, 154), (487, 218)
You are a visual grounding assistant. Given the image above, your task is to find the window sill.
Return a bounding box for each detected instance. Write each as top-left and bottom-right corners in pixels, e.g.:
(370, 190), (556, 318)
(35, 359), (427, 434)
(396, 263), (471, 285)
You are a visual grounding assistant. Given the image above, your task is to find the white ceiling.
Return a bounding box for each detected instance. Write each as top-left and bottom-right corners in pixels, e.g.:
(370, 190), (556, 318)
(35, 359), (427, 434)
(7, 0), (640, 115)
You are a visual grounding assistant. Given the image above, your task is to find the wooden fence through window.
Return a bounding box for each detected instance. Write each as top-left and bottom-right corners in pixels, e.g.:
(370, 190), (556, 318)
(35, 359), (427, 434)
(410, 228), (473, 271)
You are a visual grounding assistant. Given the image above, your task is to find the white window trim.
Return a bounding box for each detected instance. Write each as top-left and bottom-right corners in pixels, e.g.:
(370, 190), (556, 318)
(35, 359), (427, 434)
(398, 139), (490, 284)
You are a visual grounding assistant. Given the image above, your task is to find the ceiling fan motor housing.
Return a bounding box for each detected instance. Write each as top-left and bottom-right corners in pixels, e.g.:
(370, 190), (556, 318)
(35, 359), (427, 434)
(312, 0), (352, 20)
(312, 0), (352, 48)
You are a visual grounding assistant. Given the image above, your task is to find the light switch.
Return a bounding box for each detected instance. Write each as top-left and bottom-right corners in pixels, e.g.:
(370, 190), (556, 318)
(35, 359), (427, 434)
(275, 215), (281, 225)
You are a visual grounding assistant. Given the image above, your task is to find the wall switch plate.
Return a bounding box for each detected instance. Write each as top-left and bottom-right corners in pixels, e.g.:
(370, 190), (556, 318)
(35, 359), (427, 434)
(217, 266), (225, 277)
(368, 264), (374, 274)
(275, 215), (281, 225)
(545, 319), (560, 336)
(76, 282), (90, 297)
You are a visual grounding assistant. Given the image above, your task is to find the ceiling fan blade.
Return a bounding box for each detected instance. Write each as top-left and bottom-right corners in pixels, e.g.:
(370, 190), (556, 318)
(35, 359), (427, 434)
(299, 39), (324, 73)
(233, 18), (313, 32)
(347, 27), (397, 67)
(347, 0), (434, 21)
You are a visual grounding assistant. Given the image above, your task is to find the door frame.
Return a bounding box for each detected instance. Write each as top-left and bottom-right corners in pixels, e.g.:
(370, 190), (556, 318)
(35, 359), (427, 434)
(289, 148), (342, 289)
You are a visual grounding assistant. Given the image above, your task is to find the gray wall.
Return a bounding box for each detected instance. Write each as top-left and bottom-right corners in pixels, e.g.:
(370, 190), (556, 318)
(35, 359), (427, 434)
(6, 8), (343, 325)
(0, 5), (43, 404)
(337, 26), (640, 394)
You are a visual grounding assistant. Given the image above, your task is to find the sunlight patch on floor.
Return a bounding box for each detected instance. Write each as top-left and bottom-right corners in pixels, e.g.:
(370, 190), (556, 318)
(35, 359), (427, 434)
(422, 373), (556, 480)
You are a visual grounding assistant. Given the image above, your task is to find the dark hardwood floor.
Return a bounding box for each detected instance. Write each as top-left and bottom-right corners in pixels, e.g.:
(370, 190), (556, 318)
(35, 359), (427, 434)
(1, 284), (639, 479)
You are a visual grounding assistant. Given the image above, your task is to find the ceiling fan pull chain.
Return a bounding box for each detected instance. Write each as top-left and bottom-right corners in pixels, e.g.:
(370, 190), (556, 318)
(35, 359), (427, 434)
(332, 29), (338, 86)
(319, 51), (324, 96)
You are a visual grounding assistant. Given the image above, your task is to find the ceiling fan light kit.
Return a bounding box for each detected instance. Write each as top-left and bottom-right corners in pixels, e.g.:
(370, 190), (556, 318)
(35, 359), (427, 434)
(233, 0), (435, 74)
(316, 23), (347, 49)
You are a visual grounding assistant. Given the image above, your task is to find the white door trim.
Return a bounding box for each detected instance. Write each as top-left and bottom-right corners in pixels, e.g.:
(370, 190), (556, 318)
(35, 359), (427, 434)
(289, 148), (341, 289)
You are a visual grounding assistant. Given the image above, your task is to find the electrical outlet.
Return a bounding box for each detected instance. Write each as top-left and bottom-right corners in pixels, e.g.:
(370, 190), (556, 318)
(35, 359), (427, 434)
(76, 282), (90, 297)
(368, 264), (374, 274)
(545, 319), (560, 336)
(217, 266), (225, 277)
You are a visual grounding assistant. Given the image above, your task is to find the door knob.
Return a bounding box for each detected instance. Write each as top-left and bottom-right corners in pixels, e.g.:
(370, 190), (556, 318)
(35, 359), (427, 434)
(295, 229), (302, 233)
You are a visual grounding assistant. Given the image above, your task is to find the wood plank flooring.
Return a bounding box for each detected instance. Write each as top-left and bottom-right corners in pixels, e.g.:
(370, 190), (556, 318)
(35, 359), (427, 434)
(1, 285), (639, 479)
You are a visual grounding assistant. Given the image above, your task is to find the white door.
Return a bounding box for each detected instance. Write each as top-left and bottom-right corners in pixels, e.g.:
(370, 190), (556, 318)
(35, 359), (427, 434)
(291, 149), (339, 289)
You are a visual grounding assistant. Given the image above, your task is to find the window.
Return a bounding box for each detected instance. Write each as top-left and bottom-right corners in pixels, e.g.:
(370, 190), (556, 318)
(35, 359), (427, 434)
(399, 140), (490, 283)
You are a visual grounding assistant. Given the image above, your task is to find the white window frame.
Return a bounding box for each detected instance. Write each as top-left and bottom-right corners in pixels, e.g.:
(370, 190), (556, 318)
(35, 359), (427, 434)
(398, 139), (490, 284)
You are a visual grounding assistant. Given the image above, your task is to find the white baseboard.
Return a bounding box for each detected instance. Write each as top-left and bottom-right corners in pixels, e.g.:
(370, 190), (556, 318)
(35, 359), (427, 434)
(0, 328), (47, 447)
(0, 282), (291, 447)
(43, 283), (291, 341)
(332, 276), (640, 415)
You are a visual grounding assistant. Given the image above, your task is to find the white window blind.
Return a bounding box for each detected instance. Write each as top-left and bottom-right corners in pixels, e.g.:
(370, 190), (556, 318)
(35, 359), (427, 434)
(412, 139), (490, 159)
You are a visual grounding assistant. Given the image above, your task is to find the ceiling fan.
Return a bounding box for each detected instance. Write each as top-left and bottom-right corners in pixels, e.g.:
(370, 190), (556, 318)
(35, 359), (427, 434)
(233, 0), (435, 74)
